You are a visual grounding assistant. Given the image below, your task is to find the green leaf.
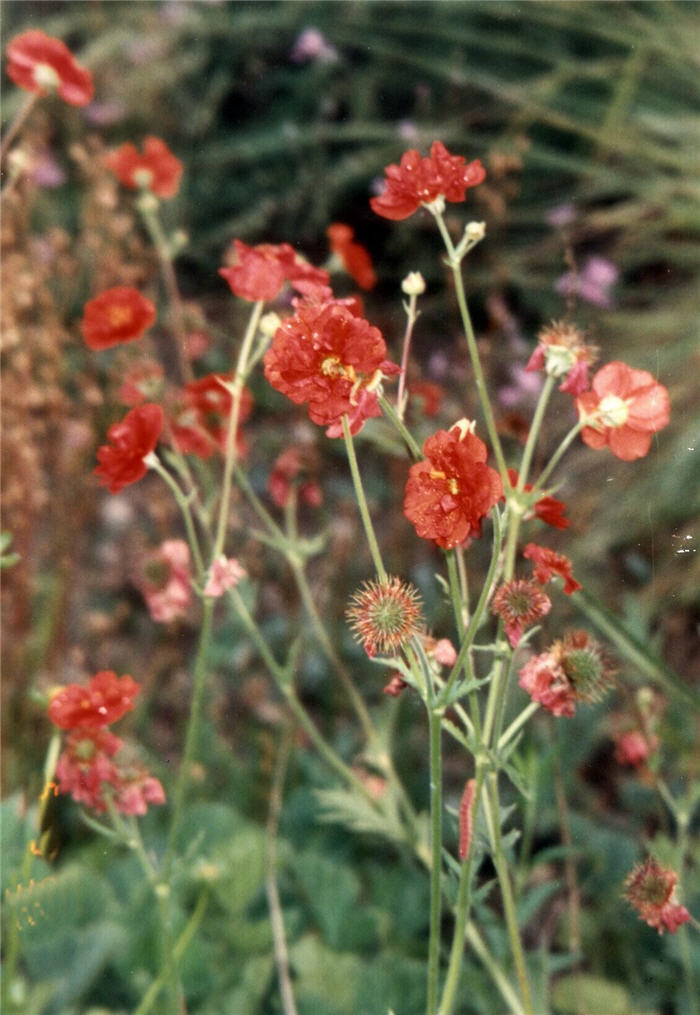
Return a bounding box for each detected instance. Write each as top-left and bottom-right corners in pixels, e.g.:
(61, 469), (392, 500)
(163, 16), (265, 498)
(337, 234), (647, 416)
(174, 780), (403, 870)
(551, 973), (631, 1014)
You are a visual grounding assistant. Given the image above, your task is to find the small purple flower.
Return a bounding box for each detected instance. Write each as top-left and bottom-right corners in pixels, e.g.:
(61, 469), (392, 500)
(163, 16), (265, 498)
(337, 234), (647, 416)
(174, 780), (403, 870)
(31, 152), (66, 188)
(555, 256), (619, 308)
(290, 27), (338, 64)
(546, 202), (576, 228)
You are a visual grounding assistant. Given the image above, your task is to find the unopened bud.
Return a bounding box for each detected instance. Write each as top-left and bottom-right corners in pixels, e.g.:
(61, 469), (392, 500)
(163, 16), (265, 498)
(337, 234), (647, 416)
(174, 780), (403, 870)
(465, 221), (486, 242)
(260, 312), (282, 337)
(402, 271), (426, 296)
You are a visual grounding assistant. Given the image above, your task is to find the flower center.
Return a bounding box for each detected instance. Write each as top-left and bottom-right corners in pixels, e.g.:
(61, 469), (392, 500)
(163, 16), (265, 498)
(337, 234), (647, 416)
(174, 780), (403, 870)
(107, 305), (134, 328)
(320, 355), (355, 383)
(598, 394), (630, 428)
(34, 62), (61, 91)
(132, 167), (155, 190)
(430, 469), (459, 496)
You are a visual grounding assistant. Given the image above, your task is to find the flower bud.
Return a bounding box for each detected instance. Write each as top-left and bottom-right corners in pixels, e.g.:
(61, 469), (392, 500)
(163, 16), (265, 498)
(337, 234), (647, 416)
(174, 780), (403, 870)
(401, 271), (426, 296)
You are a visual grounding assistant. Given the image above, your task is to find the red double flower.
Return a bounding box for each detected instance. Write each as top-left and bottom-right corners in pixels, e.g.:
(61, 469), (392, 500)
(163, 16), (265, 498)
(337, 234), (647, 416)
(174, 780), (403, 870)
(371, 140), (486, 221)
(403, 422), (503, 549)
(264, 297), (398, 436)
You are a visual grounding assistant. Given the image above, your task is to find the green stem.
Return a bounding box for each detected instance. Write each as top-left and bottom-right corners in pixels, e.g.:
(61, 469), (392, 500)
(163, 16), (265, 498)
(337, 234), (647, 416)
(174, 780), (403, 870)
(464, 922), (526, 1015)
(164, 596), (214, 874)
(498, 702), (540, 751)
(426, 707), (444, 1015)
(212, 300), (265, 562)
(137, 198), (192, 385)
(535, 418), (586, 490)
(133, 890), (209, 1015)
(0, 92), (40, 166)
(379, 394), (423, 460)
(396, 290), (421, 419)
(484, 774), (533, 1015)
(432, 209), (507, 481)
(147, 453), (205, 579)
(437, 768), (485, 1015)
(342, 414), (387, 581)
(516, 373), (557, 492)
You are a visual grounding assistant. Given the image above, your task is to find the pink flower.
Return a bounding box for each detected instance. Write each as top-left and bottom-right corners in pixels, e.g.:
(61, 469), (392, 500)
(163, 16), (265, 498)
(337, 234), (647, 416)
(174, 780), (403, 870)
(555, 256), (618, 308)
(139, 539), (192, 622)
(203, 556), (247, 598)
(576, 361), (671, 461)
(518, 630), (611, 717)
(614, 730), (659, 768)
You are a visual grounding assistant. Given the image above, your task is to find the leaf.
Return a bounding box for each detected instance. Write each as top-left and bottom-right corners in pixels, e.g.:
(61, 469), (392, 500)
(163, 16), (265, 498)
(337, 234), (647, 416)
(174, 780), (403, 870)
(551, 973), (631, 1014)
(313, 787), (405, 846)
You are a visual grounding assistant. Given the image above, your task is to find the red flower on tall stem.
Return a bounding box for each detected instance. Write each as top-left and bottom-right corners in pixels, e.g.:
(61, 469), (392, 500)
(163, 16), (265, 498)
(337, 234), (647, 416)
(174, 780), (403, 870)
(370, 140), (486, 221)
(6, 30), (93, 106)
(219, 240), (330, 302)
(492, 579), (551, 647)
(524, 542), (581, 595)
(403, 421), (503, 549)
(49, 671), (141, 730)
(263, 297), (398, 436)
(326, 223), (376, 290)
(81, 286), (156, 350)
(576, 361), (670, 461)
(104, 137), (183, 199)
(94, 403), (163, 493)
(518, 630), (610, 717)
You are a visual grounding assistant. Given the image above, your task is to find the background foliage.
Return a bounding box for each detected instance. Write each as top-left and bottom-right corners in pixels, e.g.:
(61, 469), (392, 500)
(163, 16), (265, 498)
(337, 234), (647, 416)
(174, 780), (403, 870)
(2, 2), (699, 1014)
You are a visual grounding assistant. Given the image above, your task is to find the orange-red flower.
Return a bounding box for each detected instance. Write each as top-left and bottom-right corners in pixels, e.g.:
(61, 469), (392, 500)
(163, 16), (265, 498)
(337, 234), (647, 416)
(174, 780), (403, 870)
(576, 361), (670, 461)
(6, 30), (93, 106)
(169, 373), (252, 459)
(49, 671), (141, 730)
(403, 421), (503, 549)
(81, 286), (156, 350)
(624, 858), (690, 935)
(492, 579), (551, 647)
(94, 403), (163, 493)
(326, 223), (376, 290)
(370, 140), (486, 221)
(524, 542), (580, 595)
(263, 297), (399, 436)
(219, 240), (330, 302)
(104, 136), (183, 199)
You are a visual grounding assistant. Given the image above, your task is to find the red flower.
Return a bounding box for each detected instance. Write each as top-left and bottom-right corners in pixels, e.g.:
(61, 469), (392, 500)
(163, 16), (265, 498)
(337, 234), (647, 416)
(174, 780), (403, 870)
(403, 421), (503, 549)
(624, 858), (690, 935)
(263, 297), (399, 436)
(524, 542), (581, 595)
(81, 286), (156, 350)
(406, 380), (444, 418)
(49, 671), (141, 730)
(6, 30), (93, 106)
(104, 136), (183, 199)
(219, 240), (330, 302)
(94, 403), (163, 493)
(109, 766), (166, 816)
(576, 361), (670, 461)
(370, 140), (486, 221)
(518, 630), (610, 717)
(506, 470), (569, 530)
(170, 373), (253, 459)
(326, 223), (376, 290)
(492, 579), (551, 647)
